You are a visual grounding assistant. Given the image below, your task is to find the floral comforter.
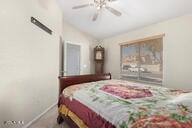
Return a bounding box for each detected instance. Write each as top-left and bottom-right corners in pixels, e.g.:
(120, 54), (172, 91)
(63, 79), (192, 128)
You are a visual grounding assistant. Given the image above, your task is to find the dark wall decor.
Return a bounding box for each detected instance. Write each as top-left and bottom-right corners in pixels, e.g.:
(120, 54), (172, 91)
(31, 17), (52, 35)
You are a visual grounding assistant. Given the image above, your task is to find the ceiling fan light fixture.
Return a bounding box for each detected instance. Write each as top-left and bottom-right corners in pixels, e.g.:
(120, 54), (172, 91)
(97, 6), (101, 10)
(72, 0), (121, 21)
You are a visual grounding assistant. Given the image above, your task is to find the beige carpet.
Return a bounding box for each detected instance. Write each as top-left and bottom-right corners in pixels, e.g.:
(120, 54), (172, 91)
(28, 106), (70, 128)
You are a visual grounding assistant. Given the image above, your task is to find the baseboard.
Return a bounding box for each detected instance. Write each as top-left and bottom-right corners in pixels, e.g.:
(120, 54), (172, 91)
(23, 102), (57, 128)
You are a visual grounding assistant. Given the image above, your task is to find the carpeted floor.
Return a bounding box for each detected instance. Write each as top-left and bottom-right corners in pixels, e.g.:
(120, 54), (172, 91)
(28, 106), (70, 128)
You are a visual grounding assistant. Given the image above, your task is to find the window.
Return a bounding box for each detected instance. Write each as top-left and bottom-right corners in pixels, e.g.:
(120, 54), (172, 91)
(120, 35), (164, 84)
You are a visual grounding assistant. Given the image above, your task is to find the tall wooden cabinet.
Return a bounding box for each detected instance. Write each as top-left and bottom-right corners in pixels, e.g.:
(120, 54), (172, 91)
(94, 46), (104, 74)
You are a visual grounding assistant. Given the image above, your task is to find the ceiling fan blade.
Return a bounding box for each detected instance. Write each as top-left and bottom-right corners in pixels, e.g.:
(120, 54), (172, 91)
(105, 6), (121, 16)
(92, 10), (100, 21)
(72, 4), (90, 9)
(108, 0), (119, 2)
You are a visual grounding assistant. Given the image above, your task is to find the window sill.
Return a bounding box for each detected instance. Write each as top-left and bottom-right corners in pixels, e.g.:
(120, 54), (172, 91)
(120, 75), (162, 86)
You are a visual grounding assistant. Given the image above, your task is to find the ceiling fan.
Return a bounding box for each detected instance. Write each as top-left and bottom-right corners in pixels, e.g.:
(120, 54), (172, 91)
(72, 0), (122, 21)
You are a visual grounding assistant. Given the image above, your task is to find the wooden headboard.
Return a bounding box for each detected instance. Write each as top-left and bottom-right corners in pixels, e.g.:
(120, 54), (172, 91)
(58, 73), (111, 96)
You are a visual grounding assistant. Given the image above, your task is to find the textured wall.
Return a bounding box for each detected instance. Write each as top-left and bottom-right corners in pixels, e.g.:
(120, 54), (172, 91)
(0, 0), (62, 127)
(62, 21), (95, 74)
(103, 15), (192, 90)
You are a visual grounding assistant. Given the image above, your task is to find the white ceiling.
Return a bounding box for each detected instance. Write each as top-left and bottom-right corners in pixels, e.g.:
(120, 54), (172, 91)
(58, 0), (192, 39)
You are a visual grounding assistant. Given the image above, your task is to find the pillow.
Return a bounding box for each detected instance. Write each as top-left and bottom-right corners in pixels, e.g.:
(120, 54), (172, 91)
(170, 92), (192, 106)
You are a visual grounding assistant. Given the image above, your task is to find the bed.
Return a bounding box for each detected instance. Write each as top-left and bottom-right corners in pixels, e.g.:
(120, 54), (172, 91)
(57, 74), (192, 128)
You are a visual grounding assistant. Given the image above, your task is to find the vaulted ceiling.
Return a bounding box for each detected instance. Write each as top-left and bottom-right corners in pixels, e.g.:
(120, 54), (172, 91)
(58, 0), (192, 39)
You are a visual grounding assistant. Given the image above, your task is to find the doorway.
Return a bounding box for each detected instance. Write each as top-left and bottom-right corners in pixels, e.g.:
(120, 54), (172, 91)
(64, 42), (81, 76)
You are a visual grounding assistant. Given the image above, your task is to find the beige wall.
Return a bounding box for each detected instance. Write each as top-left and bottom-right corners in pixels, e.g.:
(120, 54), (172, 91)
(62, 21), (95, 74)
(103, 15), (192, 90)
(0, 0), (62, 127)
(0, 0), (96, 127)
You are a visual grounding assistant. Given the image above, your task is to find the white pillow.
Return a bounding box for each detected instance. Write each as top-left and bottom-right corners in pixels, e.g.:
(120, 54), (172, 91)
(170, 92), (192, 106)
